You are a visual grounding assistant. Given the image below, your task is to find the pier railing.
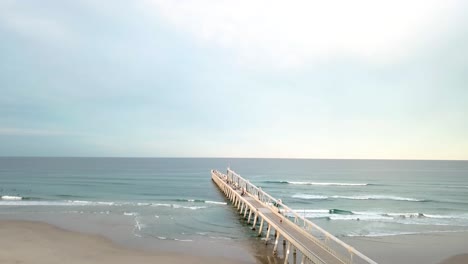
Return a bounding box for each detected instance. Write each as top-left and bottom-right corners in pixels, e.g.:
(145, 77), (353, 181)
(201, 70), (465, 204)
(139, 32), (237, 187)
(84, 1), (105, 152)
(222, 168), (377, 264)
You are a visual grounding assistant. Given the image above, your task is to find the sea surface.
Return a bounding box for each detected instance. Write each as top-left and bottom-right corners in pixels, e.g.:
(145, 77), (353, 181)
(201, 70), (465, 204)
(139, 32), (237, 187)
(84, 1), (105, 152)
(1, 157), (468, 244)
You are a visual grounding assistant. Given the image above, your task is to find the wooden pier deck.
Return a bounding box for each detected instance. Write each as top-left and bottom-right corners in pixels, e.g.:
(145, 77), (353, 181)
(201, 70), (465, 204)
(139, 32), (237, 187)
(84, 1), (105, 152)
(211, 169), (377, 264)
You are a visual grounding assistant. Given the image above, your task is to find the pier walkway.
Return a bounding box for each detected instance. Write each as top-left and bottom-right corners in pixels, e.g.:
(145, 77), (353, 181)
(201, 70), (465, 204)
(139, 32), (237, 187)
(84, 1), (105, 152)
(211, 168), (377, 264)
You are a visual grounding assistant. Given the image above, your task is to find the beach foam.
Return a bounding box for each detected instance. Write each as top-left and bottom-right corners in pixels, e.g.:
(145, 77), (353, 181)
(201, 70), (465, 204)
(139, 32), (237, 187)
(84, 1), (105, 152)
(291, 194), (426, 202)
(262, 180), (370, 186)
(292, 194), (328, 200)
(1, 195), (23, 200)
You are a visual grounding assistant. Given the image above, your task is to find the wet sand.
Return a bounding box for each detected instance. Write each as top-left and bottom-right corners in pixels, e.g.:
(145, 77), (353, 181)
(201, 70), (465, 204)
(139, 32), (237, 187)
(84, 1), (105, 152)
(0, 220), (254, 264)
(2, 219), (468, 264)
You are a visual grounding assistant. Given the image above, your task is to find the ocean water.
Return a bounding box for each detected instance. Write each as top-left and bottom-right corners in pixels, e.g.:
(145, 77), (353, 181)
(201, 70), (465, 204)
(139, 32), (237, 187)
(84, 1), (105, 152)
(1, 157), (468, 244)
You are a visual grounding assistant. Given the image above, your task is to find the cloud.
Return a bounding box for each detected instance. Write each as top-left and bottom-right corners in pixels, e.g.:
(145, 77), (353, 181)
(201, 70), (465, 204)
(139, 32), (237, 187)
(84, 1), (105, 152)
(145, 0), (462, 67)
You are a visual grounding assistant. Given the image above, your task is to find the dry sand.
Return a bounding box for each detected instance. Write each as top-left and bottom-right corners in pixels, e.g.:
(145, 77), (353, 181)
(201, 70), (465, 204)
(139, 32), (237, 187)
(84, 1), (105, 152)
(0, 220), (253, 264)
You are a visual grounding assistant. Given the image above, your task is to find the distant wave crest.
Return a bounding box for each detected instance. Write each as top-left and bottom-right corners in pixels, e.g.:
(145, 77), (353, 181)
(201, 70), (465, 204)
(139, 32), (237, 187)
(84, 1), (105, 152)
(174, 199), (227, 205)
(264, 180), (369, 186)
(290, 209), (468, 223)
(0, 199), (214, 210)
(291, 193), (427, 202)
(292, 194), (328, 200)
(331, 195), (427, 202)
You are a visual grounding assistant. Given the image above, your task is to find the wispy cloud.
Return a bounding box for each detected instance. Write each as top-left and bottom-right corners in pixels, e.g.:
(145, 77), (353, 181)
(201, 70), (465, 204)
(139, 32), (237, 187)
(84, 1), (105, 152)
(145, 0), (462, 67)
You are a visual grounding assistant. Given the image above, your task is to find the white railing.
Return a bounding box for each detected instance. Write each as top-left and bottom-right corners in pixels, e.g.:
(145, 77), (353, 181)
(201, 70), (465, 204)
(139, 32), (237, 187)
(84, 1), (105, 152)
(219, 168), (377, 264)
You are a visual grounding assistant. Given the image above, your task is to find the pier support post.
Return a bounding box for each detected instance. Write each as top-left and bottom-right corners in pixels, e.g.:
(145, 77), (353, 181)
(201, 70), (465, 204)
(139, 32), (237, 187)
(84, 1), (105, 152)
(292, 246), (296, 264)
(265, 224), (271, 244)
(284, 241), (291, 264)
(258, 218), (264, 236)
(248, 210), (252, 223)
(244, 206), (249, 218)
(252, 213), (258, 230)
(273, 232), (280, 256)
(301, 255), (306, 264)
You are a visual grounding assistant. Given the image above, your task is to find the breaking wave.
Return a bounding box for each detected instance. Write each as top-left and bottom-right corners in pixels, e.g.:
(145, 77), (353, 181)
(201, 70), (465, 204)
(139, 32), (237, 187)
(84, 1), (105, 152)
(1, 195), (23, 200)
(291, 194), (427, 202)
(264, 181), (369, 186)
(0, 199), (211, 209)
(289, 208), (468, 223)
(292, 194), (328, 200)
(173, 199), (227, 205)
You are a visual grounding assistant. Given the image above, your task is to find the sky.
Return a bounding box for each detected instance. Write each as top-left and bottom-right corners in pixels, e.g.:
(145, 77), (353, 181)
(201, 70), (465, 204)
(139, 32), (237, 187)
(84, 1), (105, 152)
(0, 0), (467, 159)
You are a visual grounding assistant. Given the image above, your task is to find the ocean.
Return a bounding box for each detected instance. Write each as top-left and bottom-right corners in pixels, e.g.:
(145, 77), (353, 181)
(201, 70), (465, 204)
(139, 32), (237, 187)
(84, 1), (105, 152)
(1, 157), (468, 249)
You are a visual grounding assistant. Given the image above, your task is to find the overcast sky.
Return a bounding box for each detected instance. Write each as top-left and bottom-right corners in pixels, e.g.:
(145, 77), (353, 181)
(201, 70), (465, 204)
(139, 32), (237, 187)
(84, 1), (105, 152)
(1, 0), (467, 159)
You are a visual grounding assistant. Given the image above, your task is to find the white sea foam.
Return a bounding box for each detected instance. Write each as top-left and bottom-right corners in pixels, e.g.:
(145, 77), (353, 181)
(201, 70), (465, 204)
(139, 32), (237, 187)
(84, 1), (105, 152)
(329, 214), (392, 221)
(348, 229), (468, 237)
(172, 204), (207, 210)
(1, 195), (23, 200)
(0, 201), (72, 206)
(150, 203), (172, 207)
(292, 194), (328, 200)
(174, 238), (193, 242)
(124, 212), (138, 216)
(330, 195), (424, 202)
(294, 209), (468, 224)
(288, 181), (368, 186)
(204, 200), (227, 205)
(347, 231), (420, 237)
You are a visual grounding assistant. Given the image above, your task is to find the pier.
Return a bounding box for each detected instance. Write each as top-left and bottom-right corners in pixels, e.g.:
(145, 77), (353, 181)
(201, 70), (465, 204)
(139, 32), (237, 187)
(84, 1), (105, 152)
(211, 168), (377, 264)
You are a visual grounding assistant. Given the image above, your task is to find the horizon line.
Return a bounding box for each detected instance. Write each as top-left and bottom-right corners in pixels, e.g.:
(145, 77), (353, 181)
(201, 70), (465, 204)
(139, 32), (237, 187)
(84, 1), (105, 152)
(0, 156), (467, 162)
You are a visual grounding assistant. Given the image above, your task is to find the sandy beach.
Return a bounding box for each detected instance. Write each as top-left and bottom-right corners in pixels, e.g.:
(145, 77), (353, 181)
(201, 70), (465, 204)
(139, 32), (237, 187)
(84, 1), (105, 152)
(1, 219), (468, 264)
(0, 220), (254, 264)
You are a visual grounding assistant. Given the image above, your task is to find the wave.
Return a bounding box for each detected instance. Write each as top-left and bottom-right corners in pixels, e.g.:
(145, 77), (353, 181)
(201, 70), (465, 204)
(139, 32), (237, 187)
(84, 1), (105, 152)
(291, 194), (426, 202)
(124, 212), (138, 216)
(0, 199), (209, 210)
(329, 209), (353, 215)
(174, 199), (227, 205)
(290, 181), (369, 186)
(347, 229), (468, 238)
(290, 209), (468, 223)
(205, 201), (227, 205)
(175, 199), (205, 203)
(292, 194), (328, 200)
(263, 180), (289, 184)
(1, 195), (22, 200)
(264, 180), (369, 186)
(330, 195), (427, 202)
(150, 203), (207, 210)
